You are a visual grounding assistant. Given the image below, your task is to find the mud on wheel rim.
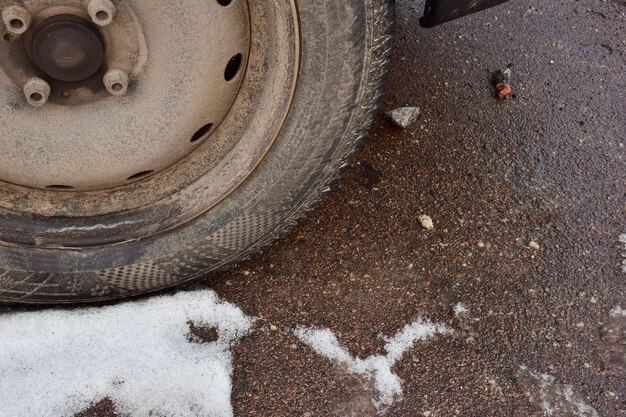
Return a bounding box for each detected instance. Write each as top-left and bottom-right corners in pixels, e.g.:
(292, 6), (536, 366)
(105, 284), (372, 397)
(0, 0), (299, 248)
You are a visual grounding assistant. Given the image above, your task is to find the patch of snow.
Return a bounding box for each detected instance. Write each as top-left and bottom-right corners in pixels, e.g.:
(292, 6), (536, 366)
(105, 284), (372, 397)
(453, 302), (470, 317)
(0, 291), (254, 417)
(295, 320), (452, 410)
(610, 306), (625, 318)
(619, 233), (626, 274)
(516, 366), (599, 417)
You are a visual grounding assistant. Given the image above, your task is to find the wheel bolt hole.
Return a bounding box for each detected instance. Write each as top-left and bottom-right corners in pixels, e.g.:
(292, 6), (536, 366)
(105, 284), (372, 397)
(217, 0), (233, 6)
(46, 185), (75, 191)
(95, 10), (109, 21)
(111, 83), (124, 92)
(191, 123), (214, 143)
(29, 93), (43, 102)
(9, 19), (24, 30)
(127, 170), (155, 181)
(224, 54), (243, 82)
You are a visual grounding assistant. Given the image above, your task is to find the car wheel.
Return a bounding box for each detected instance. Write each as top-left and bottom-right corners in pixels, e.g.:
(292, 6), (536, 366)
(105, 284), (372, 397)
(0, 0), (395, 303)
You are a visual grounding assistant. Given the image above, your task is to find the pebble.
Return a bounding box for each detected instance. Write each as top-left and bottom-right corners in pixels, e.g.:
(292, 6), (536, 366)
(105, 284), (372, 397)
(419, 215), (435, 230)
(492, 68), (512, 85)
(385, 107), (421, 129)
(477, 241), (485, 248)
(528, 241), (541, 250)
(270, 325), (278, 331)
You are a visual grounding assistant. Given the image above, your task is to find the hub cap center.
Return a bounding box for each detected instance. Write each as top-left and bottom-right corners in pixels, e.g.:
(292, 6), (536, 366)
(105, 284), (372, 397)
(31, 14), (104, 82)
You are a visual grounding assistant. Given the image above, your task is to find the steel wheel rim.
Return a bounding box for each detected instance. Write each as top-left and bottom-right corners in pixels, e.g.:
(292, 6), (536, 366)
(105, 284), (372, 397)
(0, 0), (300, 248)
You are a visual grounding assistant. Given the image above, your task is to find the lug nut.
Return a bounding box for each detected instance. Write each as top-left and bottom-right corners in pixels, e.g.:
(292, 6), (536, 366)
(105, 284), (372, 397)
(87, 0), (116, 27)
(103, 69), (129, 96)
(23, 78), (51, 107)
(2, 5), (31, 35)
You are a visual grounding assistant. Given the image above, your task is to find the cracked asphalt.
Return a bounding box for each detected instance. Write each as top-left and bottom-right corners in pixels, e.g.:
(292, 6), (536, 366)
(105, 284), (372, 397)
(4, 0), (625, 416)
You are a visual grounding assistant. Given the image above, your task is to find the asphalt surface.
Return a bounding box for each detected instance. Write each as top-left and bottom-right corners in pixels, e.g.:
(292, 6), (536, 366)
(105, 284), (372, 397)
(7, 0), (626, 416)
(208, 0), (626, 415)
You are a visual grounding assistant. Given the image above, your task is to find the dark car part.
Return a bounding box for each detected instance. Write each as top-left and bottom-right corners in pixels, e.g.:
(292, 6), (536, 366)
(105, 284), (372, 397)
(420, 0), (510, 28)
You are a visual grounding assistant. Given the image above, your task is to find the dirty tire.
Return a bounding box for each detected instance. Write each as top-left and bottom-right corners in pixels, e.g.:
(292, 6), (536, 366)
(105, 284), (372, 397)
(0, 0), (395, 304)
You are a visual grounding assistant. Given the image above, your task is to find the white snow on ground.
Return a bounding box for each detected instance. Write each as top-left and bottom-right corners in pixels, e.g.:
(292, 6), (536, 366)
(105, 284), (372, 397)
(295, 320), (452, 410)
(610, 305), (626, 318)
(517, 366), (599, 417)
(619, 233), (626, 274)
(0, 291), (254, 417)
(453, 302), (470, 317)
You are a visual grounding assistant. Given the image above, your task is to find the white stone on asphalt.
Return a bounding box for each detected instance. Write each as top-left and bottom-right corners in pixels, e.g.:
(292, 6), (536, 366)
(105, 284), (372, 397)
(385, 107), (421, 129)
(419, 214), (434, 230)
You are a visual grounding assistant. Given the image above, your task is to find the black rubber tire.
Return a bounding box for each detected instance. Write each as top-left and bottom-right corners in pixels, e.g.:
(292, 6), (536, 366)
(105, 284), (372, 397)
(0, 0), (395, 304)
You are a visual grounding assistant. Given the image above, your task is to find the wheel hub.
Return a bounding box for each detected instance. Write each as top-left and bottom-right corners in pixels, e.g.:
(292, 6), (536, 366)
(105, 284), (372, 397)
(0, 0), (250, 191)
(31, 14), (105, 83)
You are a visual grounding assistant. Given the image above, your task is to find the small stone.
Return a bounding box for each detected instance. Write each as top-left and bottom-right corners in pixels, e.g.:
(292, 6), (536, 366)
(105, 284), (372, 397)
(270, 325), (278, 331)
(590, 296), (597, 304)
(423, 412), (432, 417)
(385, 107), (421, 129)
(492, 68), (513, 99)
(477, 241), (485, 248)
(492, 68), (512, 85)
(528, 241), (541, 250)
(419, 215), (434, 230)
(575, 321), (585, 329)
